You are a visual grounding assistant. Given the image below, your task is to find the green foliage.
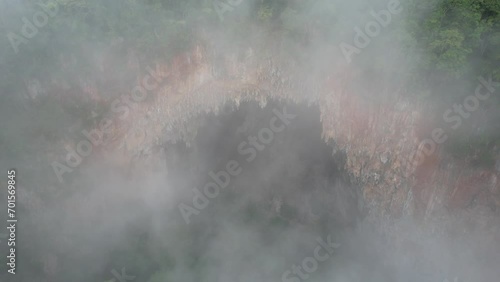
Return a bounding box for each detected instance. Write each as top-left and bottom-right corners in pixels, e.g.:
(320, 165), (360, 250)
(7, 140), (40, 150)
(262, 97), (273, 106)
(428, 28), (471, 76)
(402, 0), (499, 165)
(258, 4), (273, 21)
(405, 0), (499, 82)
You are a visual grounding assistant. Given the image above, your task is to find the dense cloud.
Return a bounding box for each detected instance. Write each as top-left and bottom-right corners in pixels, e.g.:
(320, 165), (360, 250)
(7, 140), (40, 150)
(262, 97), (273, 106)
(0, 0), (499, 281)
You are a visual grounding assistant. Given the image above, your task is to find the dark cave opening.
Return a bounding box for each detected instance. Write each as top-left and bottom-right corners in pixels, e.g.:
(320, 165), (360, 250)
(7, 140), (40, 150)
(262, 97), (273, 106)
(141, 100), (362, 281)
(164, 99), (360, 238)
(83, 101), (468, 282)
(95, 100), (366, 282)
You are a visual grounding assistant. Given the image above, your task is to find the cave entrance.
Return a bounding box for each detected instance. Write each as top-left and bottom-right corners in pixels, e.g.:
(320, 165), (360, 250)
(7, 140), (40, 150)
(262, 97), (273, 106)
(164, 100), (359, 231)
(106, 100), (365, 282)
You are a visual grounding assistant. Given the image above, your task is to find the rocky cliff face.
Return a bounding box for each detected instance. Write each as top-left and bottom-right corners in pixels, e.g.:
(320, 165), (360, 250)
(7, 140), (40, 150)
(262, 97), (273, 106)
(60, 43), (499, 240)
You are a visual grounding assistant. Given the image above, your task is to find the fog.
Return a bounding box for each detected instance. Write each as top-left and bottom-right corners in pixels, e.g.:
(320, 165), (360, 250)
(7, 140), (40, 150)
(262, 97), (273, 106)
(0, 0), (499, 281)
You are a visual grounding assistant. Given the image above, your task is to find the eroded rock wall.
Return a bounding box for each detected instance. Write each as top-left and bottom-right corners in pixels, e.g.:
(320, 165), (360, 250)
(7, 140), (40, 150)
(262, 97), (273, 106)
(62, 44), (500, 236)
